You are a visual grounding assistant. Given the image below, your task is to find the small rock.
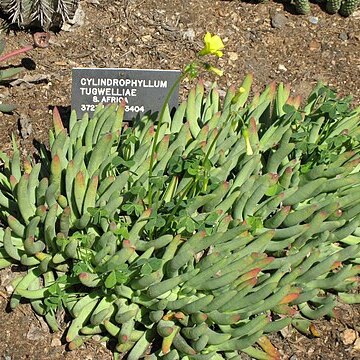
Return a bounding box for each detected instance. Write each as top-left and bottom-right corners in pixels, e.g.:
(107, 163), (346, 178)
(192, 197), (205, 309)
(0, 87), (10, 98)
(51, 337), (62, 347)
(5, 284), (14, 293)
(36, 314), (51, 332)
(245, 30), (257, 42)
(228, 51), (239, 61)
(141, 35), (152, 43)
(278, 64), (287, 71)
(271, 13), (288, 29)
(217, 89), (226, 98)
(309, 16), (319, 25)
(62, 5), (85, 31)
(27, 324), (44, 341)
(339, 32), (349, 41)
(18, 113), (33, 139)
(182, 28), (195, 41)
(352, 10), (360, 19)
(309, 40), (321, 51)
(354, 337), (360, 350)
(218, 8), (227, 17)
(203, 80), (213, 89)
(341, 329), (357, 345)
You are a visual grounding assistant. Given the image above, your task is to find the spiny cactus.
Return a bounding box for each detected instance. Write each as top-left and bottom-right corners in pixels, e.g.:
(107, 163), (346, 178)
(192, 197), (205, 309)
(0, 0), (79, 29)
(294, 0), (359, 15)
(1, 77), (360, 358)
(247, 0), (359, 16)
(339, 0), (360, 15)
(326, 0), (343, 13)
(294, 0), (311, 14)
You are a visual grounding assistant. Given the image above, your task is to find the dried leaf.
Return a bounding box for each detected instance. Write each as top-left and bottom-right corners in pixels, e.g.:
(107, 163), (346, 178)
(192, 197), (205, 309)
(257, 335), (281, 359)
(309, 323), (321, 337)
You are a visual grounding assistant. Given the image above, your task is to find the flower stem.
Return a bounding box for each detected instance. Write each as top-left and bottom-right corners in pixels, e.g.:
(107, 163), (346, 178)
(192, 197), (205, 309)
(0, 45), (34, 62)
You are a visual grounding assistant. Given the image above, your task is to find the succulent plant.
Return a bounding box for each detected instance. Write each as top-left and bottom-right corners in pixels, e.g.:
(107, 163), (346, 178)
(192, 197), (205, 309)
(0, 0), (79, 29)
(1, 76), (360, 359)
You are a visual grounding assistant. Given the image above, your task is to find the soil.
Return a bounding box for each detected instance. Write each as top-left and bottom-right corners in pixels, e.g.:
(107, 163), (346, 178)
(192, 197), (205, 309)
(0, 0), (360, 359)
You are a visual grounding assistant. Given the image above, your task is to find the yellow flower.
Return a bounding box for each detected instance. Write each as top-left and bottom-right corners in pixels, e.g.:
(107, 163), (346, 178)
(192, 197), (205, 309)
(199, 32), (225, 58)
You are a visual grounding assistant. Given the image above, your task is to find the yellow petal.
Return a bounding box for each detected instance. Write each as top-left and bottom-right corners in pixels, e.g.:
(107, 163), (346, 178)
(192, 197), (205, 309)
(199, 32), (225, 57)
(209, 35), (224, 52)
(204, 32), (212, 43)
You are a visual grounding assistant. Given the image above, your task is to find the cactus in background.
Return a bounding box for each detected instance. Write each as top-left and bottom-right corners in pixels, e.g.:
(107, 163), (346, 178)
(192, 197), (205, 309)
(0, 0), (79, 29)
(294, 0), (311, 14)
(294, 0), (360, 15)
(339, 0), (360, 15)
(1, 77), (360, 358)
(243, 0), (359, 16)
(326, 0), (343, 13)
